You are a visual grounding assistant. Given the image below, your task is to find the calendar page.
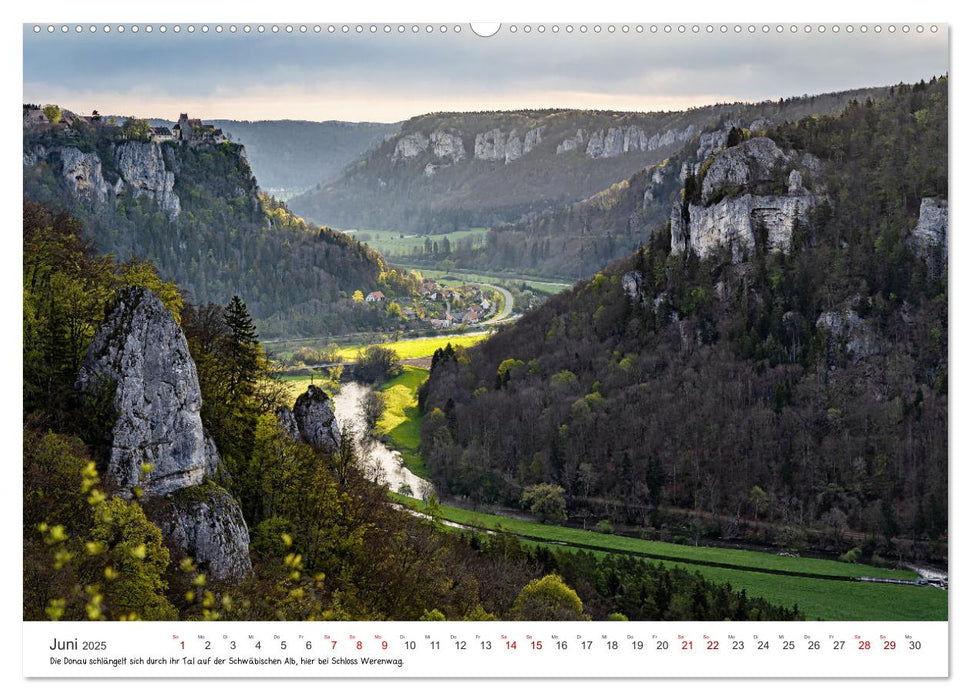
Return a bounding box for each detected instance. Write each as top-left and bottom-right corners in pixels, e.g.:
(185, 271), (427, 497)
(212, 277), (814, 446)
(18, 3), (952, 687)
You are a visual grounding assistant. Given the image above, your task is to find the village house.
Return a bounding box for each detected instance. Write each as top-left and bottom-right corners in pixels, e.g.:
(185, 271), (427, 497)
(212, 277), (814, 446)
(365, 291), (385, 303)
(151, 126), (174, 143)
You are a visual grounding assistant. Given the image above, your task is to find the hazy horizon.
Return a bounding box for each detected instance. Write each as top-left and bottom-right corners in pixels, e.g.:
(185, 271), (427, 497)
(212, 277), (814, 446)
(23, 23), (948, 122)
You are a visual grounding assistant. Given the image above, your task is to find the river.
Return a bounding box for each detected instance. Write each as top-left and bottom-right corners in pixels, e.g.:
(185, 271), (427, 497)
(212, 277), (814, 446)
(332, 381), (435, 498)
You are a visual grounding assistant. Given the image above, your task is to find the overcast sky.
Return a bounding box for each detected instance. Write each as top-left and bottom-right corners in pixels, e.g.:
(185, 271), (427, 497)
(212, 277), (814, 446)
(23, 23), (949, 123)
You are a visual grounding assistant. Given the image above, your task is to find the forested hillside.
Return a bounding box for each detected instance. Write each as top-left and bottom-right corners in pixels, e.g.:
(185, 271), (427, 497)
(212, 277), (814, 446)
(23, 115), (416, 338)
(290, 86), (890, 252)
(23, 199), (802, 623)
(208, 119), (400, 199)
(419, 78), (948, 562)
(404, 86), (894, 279)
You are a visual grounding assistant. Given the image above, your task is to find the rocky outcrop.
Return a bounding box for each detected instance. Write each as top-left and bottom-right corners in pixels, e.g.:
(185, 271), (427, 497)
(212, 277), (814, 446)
(77, 287), (214, 495)
(642, 161), (676, 207)
(114, 141), (181, 219)
(43, 143), (181, 219)
(621, 270), (646, 306)
(700, 137), (786, 201)
(671, 137), (821, 261)
(474, 129), (503, 161)
(696, 129), (730, 160)
(392, 132), (429, 161)
(159, 485), (252, 584)
(749, 117), (773, 133)
(586, 128), (625, 158)
(556, 129), (586, 154)
(61, 147), (109, 203)
(77, 286), (252, 582)
(23, 144), (47, 168)
(292, 385), (342, 454)
(908, 198), (948, 276)
(816, 307), (887, 363)
(504, 132), (524, 163)
(625, 126), (648, 152)
(523, 126), (544, 153)
(430, 130), (466, 162)
(578, 124), (699, 159)
(275, 405), (301, 441)
(672, 193), (815, 261)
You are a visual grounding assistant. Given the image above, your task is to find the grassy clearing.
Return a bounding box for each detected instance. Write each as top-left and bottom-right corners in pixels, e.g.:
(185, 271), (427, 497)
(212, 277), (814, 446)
(538, 544), (946, 621)
(376, 366), (430, 478)
(355, 228), (488, 257)
(390, 494), (920, 580)
(392, 495), (945, 620)
(414, 267), (572, 295)
(675, 562), (947, 621)
(278, 374), (334, 402)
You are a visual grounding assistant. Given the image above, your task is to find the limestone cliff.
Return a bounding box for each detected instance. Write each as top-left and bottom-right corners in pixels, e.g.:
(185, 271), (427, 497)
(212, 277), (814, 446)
(77, 287), (214, 495)
(77, 287), (251, 582)
(670, 137), (821, 261)
(114, 141), (181, 219)
(392, 132), (430, 162)
(61, 147), (110, 204)
(816, 306), (889, 364)
(908, 198), (948, 277)
(30, 141), (181, 220)
(430, 130), (466, 162)
(571, 124), (699, 158)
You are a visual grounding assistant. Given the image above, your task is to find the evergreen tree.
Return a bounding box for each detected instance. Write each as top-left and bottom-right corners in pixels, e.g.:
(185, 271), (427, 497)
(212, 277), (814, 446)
(223, 295), (261, 398)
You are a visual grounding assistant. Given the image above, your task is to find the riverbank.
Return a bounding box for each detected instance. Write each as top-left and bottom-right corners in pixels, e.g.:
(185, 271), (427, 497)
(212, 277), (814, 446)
(332, 380), (433, 498)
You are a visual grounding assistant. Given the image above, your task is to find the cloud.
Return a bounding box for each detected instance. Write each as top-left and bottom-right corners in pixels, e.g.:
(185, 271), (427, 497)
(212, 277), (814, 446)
(22, 25), (949, 122)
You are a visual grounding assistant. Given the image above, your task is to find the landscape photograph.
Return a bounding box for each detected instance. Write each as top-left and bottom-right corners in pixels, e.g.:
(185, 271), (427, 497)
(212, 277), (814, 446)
(22, 22), (949, 624)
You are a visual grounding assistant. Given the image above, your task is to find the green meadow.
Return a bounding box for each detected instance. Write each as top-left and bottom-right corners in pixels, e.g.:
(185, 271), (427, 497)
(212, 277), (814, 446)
(391, 495), (946, 621)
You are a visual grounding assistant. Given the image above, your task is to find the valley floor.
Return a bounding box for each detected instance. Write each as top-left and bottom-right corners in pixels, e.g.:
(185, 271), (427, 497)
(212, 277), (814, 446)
(392, 494), (947, 621)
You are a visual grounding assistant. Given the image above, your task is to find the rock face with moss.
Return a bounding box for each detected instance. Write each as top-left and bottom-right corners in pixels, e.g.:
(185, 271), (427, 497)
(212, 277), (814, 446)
(77, 287), (213, 495)
(156, 485), (252, 584)
(77, 286), (251, 581)
(114, 141), (181, 219)
(670, 137), (821, 262)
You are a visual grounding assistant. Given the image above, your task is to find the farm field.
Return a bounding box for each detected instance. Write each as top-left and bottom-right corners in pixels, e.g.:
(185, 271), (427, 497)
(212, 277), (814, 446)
(392, 495), (946, 620)
(392, 495), (920, 580)
(335, 333), (489, 361)
(414, 266), (573, 296)
(375, 366), (430, 477)
(674, 562), (947, 621)
(275, 331), (489, 364)
(354, 228), (488, 257)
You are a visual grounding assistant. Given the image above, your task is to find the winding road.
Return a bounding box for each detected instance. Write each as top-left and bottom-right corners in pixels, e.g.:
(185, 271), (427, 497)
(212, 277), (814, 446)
(478, 283), (516, 325)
